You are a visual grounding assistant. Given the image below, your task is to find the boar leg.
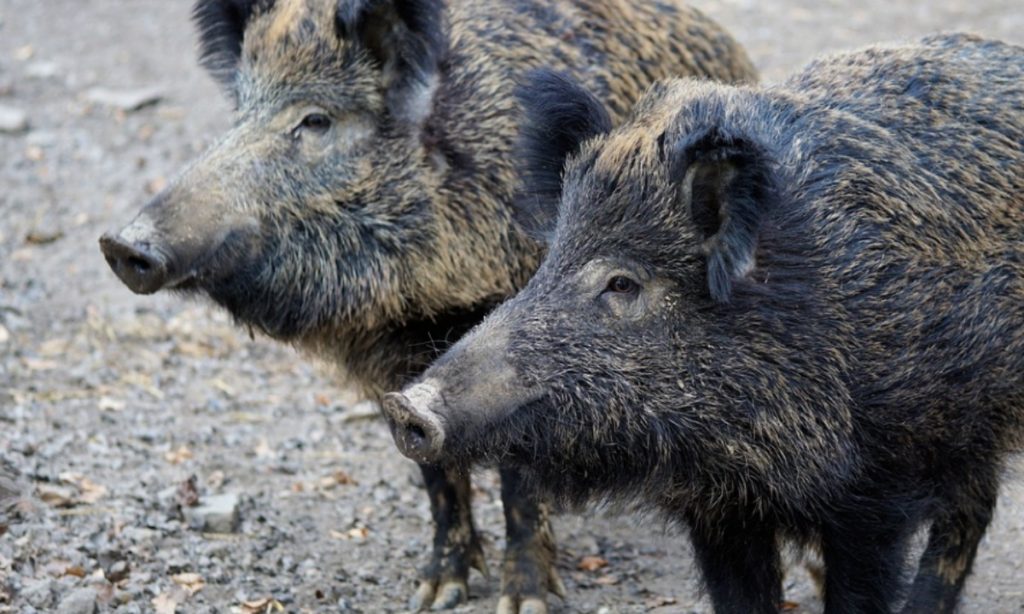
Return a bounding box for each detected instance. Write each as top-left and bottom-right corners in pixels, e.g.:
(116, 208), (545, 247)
(820, 507), (913, 614)
(901, 473), (998, 614)
(686, 512), (782, 614)
(412, 464), (487, 611)
(497, 467), (565, 614)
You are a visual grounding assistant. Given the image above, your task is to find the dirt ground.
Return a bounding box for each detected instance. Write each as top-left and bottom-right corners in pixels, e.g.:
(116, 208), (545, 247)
(1, 1), (1022, 612)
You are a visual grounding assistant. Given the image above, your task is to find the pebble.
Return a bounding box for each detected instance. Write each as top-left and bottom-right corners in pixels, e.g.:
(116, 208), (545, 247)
(25, 61), (59, 79)
(57, 587), (98, 614)
(0, 104), (28, 133)
(184, 493), (240, 533)
(85, 86), (163, 112)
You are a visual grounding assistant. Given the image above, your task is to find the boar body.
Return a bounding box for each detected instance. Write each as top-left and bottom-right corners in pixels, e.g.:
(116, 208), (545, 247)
(384, 34), (1024, 613)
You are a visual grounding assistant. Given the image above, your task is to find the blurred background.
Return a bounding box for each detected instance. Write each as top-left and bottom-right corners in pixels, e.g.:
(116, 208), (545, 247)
(1, 1), (1022, 612)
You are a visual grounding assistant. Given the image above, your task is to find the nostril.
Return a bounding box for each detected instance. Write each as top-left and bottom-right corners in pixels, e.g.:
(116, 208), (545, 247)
(127, 255), (152, 273)
(406, 423), (427, 446)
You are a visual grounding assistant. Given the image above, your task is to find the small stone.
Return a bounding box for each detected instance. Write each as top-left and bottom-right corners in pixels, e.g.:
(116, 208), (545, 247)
(0, 104), (28, 133)
(184, 493), (240, 533)
(25, 61), (59, 79)
(85, 86), (163, 112)
(105, 560), (130, 583)
(57, 587), (98, 614)
(21, 579), (54, 608)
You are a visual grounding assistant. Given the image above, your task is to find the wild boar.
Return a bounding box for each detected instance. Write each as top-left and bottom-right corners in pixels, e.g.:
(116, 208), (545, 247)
(383, 34), (1024, 613)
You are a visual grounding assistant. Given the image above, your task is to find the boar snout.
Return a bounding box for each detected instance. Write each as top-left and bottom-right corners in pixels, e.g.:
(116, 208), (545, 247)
(99, 222), (174, 295)
(382, 386), (447, 465)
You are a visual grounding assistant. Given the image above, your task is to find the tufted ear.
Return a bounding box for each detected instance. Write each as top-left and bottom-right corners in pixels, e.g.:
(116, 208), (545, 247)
(336, 0), (446, 127)
(193, 0), (275, 90)
(670, 129), (778, 303)
(513, 69), (612, 244)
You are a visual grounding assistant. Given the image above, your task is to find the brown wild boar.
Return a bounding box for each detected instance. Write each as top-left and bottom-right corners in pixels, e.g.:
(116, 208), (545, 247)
(98, 0), (756, 611)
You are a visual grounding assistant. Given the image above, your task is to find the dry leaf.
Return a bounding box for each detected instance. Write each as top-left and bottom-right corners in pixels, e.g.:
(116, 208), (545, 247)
(22, 357), (58, 371)
(25, 230), (64, 245)
(781, 601), (800, 611)
(595, 574), (620, 586)
(577, 555), (608, 572)
(98, 397), (126, 412)
(76, 477), (107, 504)
(152, 592), (179, 614)
(63, 565), (87, 578)
(37, 483), (75, 508)
(165, 446), (193, 465)
(172, 572), (205, 596)
(241, 597), (285, 613)
(329, 527), (369, 541)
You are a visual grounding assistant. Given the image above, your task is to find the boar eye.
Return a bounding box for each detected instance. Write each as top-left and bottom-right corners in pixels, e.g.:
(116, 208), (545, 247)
(298, 113), (332, 134)
(605, 275), (639, 295)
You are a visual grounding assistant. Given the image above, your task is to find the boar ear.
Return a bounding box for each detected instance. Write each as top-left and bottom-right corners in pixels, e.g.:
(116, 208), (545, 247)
(193, 0), (274, 90)
(512, 69), (613, 244)
(671, 129), (777, 303)
(337, 0), (446, 127)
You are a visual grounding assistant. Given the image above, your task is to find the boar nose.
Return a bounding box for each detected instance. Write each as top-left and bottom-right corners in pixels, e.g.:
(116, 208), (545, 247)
(99, 232), (171, 295)
(382, 391), (447, 465)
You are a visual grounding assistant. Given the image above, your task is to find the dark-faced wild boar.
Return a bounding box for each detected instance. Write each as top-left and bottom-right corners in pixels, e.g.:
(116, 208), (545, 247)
(98, 0), (756, 611)
(383, 34), (1024, 613)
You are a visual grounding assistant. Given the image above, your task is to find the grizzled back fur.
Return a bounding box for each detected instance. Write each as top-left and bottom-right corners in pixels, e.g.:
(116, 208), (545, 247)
(180, 0), (757, 396)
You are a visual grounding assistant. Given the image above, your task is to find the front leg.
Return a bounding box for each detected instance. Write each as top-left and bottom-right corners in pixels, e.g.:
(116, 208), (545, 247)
(686, 511), (782, 614)
(821, 506), (914, 614)
(497, 466), (565, 614)
(412, 464), (488, 611)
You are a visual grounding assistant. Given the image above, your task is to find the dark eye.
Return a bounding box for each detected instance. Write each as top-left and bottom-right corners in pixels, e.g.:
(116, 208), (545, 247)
(299, 113), (332, 133)
(605, 275), (639, 295)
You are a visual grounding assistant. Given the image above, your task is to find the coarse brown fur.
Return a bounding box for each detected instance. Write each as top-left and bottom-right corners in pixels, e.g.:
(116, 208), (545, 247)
(384, 34), (1024, 613)
(98, 0), (756, 611)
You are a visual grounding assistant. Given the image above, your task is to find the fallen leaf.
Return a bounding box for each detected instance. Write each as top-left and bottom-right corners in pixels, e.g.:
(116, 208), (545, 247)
(577, 555), (608, 572)
(25, 230), (64, 245)
(37, 483), (75, 508)
(172, 572), (205, 596)
(318, 470), (357, 490)
(165, 446), (193, 465)
(98, 397), (126, 412)
(152, 592), (179, 614)
(76, 477), (107, 504)
(781, 601), (800, 611)
(241, 597), (285, 613)
(595, 573), (620, 586)
(329, 527), (369, 541)
(63, 565), (87, 578)
(645, 596), (679, 608)
(22, 357), (58, 371)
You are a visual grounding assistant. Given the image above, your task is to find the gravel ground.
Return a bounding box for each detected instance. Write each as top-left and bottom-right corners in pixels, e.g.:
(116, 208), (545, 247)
(1, 1), (1022, 612)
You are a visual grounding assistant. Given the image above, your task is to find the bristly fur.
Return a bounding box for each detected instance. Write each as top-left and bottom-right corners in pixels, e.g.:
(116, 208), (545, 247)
(401, 33), (1024, 614)
(513, 69), (613, 242)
